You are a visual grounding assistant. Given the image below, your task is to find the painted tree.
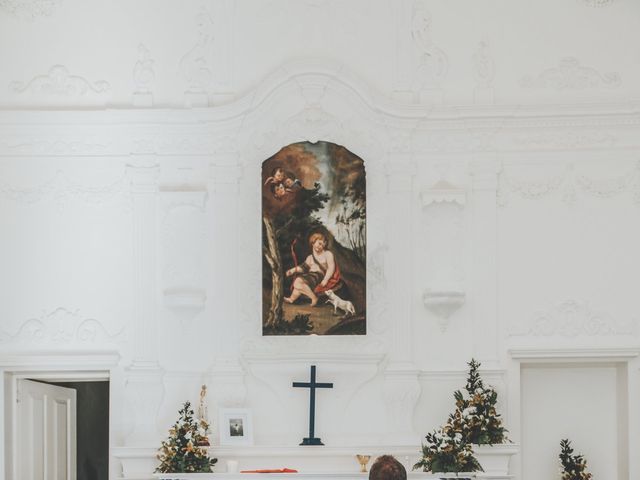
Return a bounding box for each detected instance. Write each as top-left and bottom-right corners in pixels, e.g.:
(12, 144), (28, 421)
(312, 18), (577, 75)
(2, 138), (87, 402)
(262, 144), (326, 328)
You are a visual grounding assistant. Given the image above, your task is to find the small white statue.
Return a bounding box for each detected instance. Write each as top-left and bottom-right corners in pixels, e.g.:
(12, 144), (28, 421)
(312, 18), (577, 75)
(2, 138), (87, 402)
(198, 384), (209, 425)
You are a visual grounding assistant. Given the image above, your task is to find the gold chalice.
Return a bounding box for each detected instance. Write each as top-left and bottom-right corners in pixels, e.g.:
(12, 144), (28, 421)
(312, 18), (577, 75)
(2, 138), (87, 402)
(356, 454), (371, 473)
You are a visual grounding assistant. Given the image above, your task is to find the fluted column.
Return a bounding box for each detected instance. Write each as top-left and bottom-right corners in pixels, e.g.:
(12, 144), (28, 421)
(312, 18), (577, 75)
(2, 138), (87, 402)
(470, 155), (501, 368)
(206, 155), (247, 410)
(124, 162), (164, 445)
(382, 155), (421, 444)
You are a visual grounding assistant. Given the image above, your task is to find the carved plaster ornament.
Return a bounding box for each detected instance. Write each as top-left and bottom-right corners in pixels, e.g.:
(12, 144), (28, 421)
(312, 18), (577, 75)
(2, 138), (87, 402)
(0, 0), (62, 20)
(521, 57), (621, 90)
(10, 65), (110, 96)
(422, 289), (466, 331)
(582, 0), (614, 6)
(133, 44), (155, 94)
(410, 1), (448, 90)
(473, 41), (495, 89)
(180, 7), (215, 94)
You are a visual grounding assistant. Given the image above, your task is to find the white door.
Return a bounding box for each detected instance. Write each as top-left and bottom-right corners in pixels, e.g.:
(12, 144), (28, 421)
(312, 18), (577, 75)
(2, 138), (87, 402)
(16, 379), (77, 480)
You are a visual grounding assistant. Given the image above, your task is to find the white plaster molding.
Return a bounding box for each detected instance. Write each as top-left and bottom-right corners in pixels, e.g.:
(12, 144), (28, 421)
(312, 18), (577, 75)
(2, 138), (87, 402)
(410, 1), (448, 102)
(160, 189), (208, 304)
(367, 243), (390, 335)
(509, 347), (640, 361)
(207, 358), (248, 408)
(0, 350), (120, 368)
(498, 161), (640, 206)
(473, 41), (495, 90)
(422, 290), (466, 331)
(0, 307), (126, 347)
(582, 0), (614, 6)
(124, 366), (165, 445)
(240, 337), (386, 357)
(0, 138), (110, 156)
(0, 0), (62, 21)
(509, 300), (639, 338)
(0, 168), (129, 209)
(385, 158), (416, 193)
(382, 367), (422, 444)
(513, 131), (616, 150)
(10, 65), (110, 96)
(420, 180), (466, 207)
(473, 40), (495, 105)
(521, 57), (621, 90)
(133, 44), (154, 107)
(180, 6), (220, 106)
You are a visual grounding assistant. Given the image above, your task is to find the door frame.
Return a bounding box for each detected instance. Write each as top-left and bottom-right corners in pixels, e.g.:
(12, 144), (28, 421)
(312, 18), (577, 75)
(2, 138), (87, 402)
(1, 351), (119, 480)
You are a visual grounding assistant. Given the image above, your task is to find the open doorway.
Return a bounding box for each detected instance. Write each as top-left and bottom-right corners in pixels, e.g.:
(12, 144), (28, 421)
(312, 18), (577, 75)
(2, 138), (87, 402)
(6, 373), (110, 480)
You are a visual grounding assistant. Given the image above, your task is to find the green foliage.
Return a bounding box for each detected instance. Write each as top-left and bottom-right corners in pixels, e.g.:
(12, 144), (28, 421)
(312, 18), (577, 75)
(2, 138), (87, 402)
(559, 439), (593, 480)
(263, 313), (313, 335)
(155, 402), (217, 473)
(453, 358), (508, 445)
(413, 421), (483, 476)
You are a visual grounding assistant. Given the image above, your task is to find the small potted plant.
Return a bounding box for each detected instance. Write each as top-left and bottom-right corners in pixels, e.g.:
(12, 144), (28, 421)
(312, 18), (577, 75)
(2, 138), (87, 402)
(559, 439), (593, 480)
(155, 401), (218, 476)
(453, 359), (517, 475)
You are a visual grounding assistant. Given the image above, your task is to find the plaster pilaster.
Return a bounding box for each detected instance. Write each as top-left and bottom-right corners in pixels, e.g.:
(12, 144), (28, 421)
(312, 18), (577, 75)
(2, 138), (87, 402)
(125, 162), (164, 446)
(470, 155), (501, 368)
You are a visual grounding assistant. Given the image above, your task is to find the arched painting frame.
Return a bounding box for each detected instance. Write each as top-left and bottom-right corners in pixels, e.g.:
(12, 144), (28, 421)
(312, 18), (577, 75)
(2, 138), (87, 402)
(262, 141), (366, 335)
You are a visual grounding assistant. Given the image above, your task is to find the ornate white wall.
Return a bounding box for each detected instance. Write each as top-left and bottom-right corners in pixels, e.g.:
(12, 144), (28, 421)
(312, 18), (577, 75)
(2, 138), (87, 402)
(1, 1), (639, 480)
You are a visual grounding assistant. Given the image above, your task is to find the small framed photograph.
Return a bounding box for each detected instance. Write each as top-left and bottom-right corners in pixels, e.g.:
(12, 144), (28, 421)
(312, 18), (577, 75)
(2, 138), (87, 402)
(219, 408), (253, 446)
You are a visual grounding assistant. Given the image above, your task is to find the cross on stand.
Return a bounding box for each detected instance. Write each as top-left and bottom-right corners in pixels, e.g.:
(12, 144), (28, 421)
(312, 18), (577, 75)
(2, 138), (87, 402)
(292, 365), (333, 446)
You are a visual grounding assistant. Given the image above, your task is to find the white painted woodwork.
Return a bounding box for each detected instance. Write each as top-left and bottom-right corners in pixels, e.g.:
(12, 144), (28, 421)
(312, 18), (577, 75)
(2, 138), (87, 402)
(17, 380), (76, 480)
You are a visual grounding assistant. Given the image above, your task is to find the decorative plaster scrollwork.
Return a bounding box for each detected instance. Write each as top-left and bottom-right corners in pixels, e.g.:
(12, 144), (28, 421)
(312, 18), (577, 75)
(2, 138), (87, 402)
(521, 57), (621, 90)
(0, 308), (126, 346)
(582, 0), (614, 6)
(0, 0), (62, 20)
(0, 169), (129, 208)
(499, 162), (640, 206)
(10, 65), (110, 96)
(510, 300), (638, 337)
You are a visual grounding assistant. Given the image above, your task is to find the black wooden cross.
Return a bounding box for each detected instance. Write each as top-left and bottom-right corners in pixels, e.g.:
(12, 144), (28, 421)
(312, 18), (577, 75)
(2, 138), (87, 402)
(292, 365), (333, 446)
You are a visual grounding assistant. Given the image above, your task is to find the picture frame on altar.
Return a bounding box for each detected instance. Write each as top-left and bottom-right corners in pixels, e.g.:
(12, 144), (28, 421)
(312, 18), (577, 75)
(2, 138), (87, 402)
(219, 408), (254, 446)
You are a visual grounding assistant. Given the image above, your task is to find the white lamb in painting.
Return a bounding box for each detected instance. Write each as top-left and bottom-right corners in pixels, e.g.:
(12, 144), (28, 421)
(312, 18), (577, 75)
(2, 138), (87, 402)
(324, 289), (356, 316)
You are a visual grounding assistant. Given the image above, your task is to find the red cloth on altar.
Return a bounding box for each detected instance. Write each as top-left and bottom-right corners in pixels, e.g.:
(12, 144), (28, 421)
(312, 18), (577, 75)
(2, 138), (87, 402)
(240, 468), (298, 473)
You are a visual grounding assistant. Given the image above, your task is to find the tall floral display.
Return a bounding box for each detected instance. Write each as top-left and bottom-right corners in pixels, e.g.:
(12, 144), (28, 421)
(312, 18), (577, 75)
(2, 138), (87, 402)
(559, 439), (593, 480)
(453, 358), (508, 445)
(156, 401), (217, 473)
(414, 358), (509, 475)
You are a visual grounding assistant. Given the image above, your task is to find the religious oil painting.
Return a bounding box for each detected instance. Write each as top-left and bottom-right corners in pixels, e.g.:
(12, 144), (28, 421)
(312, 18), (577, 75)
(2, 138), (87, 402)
(262, 141), (366, 336)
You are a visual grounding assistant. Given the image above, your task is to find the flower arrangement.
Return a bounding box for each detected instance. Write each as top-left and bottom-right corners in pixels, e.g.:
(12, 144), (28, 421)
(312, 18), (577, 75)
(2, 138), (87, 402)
(453, 358), (508, 445)
(413, 417), (483, 475)
(559, 439), (592, 480)
(156, 401), (218, 473)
